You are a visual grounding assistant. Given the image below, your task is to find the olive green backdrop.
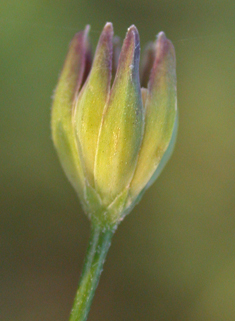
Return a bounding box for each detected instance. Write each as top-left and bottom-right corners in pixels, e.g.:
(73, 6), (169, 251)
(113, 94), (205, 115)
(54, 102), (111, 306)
(1, 0), (235, 320)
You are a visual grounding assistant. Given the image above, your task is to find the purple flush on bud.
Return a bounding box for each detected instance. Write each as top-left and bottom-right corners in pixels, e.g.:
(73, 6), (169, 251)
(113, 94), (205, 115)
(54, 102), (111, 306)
(51, 23), (177, 228)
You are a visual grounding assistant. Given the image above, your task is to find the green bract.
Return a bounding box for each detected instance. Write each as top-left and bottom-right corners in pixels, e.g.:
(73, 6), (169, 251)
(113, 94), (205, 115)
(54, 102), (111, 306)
(51, 23), (177, 228)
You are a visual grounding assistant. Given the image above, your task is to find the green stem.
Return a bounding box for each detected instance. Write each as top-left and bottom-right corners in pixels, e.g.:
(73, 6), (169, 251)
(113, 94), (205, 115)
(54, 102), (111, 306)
(69, 223), (115, 321)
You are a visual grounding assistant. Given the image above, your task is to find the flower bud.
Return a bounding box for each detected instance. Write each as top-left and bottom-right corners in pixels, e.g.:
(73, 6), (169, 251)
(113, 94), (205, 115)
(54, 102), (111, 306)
(51, 23), (177, 228)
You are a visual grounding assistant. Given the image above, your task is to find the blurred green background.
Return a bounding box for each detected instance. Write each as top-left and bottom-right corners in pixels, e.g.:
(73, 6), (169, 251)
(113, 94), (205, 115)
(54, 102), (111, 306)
(1, 0), (235, 320)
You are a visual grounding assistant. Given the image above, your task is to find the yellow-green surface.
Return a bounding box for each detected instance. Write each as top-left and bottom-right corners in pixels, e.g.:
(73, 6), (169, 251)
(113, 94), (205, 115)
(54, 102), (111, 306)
(1, 1), (235, 320)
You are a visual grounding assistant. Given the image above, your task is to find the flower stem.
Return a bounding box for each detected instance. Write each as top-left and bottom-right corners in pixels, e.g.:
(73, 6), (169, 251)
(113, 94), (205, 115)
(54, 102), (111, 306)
(69, 223), (115, 321)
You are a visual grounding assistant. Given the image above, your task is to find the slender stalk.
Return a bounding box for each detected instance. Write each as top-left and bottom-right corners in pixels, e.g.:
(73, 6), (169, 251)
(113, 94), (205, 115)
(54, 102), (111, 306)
(69, 223), (115, 321)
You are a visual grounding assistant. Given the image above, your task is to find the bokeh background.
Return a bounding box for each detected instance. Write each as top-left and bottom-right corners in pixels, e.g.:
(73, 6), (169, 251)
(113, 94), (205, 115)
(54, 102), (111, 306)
(1, 0), (235, 320)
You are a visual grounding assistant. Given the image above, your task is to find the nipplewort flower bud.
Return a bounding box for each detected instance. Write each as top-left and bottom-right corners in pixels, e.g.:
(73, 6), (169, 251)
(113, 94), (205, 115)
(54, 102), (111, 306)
(51, 23), (177, 228)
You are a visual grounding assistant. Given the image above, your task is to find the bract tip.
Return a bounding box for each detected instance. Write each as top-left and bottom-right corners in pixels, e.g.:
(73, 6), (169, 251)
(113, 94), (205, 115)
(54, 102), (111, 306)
(157, 31), (166, 40)
(103, 22), (113, 32)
